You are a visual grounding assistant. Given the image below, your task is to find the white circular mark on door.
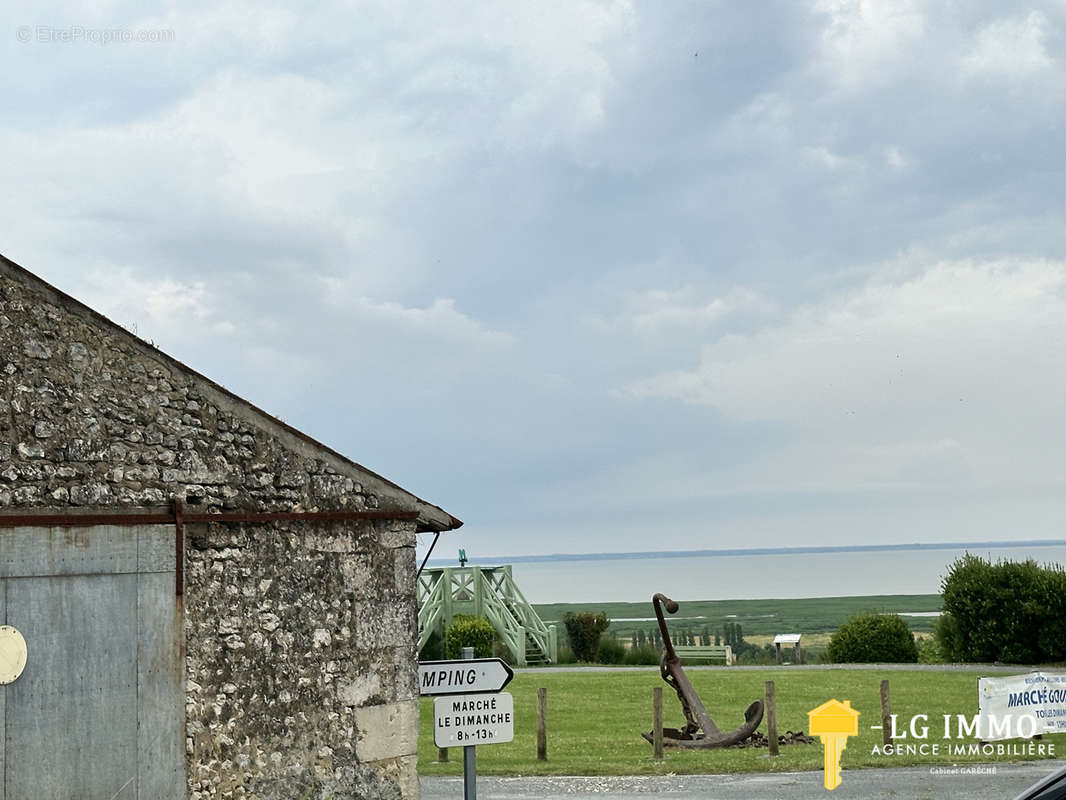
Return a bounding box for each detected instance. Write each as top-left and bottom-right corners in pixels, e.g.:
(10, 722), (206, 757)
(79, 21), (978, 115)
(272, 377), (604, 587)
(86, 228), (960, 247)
(0, 625), (27, 685)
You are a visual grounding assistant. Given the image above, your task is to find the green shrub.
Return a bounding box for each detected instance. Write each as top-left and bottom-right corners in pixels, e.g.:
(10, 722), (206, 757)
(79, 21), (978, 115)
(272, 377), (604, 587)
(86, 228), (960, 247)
(563, 611), (610, 662)
(623, 644), (661, 665)
(736, 644), (776, 665)
(596, 637), (627, 664)
(555, 644), (577, 664)
(934, 612), (962, 662)
(444, 614), (495, 659)
(492, 638), (514, 666)
(419, 629), (443, 661)
(826, 612), (918, 663)
(916, 635), (946, 664)
(939, 555), (1066, 663)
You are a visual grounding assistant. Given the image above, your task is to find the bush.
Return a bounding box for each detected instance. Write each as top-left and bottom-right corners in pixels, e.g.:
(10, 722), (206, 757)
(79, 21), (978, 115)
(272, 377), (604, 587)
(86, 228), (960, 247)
(734, 643), (778, 666)
(939, 555), (1066, 663)
(492, 638), (514, 666)
(934, 611), (962, 661)
(826, 612), (918, 663)
(563, 611), (610, 662)
(444, 614), (495, 659)
(916, 635), (946, 664)
(555, 644), (577, 664)
(623, 644), (661, 665)
(595, 637), (627, 664)
(419, 629), (443, 661)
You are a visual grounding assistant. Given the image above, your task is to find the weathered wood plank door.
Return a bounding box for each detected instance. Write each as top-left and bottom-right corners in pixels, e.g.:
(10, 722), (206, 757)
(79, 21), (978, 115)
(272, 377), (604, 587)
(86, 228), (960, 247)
(0, 524), (184, 800)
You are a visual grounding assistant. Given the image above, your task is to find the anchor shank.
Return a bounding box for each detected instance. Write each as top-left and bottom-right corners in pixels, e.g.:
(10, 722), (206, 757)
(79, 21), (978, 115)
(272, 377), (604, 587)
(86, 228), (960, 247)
(663, 656), (721, 736)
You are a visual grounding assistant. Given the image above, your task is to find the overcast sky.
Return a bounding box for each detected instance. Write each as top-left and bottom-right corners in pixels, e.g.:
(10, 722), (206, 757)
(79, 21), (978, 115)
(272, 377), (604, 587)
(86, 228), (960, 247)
(5, 1), (1066, 559)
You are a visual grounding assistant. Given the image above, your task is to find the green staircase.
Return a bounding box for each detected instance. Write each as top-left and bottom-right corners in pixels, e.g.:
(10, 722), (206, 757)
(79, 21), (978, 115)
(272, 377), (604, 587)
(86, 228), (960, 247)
(417, 565), (558, 666)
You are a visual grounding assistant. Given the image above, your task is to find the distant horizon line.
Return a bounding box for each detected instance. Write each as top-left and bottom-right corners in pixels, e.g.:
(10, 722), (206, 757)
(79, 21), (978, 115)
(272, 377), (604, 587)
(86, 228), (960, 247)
(425, 538), (1066, 567)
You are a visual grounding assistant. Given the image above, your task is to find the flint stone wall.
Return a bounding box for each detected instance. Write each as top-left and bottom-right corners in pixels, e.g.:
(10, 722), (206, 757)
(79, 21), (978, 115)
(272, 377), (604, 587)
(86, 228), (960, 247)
(186, 519), (419, 800)
(0, 264), (426, 799)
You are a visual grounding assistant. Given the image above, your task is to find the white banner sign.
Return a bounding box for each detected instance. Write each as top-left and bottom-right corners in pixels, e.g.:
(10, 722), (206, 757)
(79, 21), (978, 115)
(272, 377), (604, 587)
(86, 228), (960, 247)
(978, 672), (1066, 740)
(434, 692), (515, 747)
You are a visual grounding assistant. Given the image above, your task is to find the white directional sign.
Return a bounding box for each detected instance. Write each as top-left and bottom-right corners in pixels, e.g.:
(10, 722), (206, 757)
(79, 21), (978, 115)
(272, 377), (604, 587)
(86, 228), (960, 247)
(434, 692), (515, 747)
(419, 658), (514, 696)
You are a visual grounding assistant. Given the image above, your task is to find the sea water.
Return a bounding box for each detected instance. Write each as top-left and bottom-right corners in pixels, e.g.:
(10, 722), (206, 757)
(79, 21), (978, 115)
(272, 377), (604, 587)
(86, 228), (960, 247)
(500, 545), (1066, 605)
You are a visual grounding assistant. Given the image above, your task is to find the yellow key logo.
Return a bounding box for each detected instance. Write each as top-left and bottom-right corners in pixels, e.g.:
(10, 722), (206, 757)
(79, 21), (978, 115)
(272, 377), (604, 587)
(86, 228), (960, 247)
(808, 699), (860, 790)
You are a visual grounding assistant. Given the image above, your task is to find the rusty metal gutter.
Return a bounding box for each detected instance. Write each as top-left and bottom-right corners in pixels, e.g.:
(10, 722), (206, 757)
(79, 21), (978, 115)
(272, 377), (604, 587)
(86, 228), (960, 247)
(0, 506), (421, 528)
(0, 501), (424, 597)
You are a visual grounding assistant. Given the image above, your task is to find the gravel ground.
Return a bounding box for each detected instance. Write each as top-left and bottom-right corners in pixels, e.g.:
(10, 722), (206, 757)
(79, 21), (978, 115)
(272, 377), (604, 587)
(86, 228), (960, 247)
(421, 762), (1062, 799)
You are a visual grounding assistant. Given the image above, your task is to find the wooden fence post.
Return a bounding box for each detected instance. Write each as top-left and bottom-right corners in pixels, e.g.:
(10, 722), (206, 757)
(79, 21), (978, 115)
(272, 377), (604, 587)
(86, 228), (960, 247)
(765, 680), (778, 756)
(537, 687), (548, 761)
(880, 679), (892, 747)
(653, 687), (664, 760)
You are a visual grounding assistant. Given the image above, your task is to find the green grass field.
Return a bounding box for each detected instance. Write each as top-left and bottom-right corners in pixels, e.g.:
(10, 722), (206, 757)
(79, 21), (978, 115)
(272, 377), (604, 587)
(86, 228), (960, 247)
(418, 668), (1064, 776)
(533, 594), (944, 638)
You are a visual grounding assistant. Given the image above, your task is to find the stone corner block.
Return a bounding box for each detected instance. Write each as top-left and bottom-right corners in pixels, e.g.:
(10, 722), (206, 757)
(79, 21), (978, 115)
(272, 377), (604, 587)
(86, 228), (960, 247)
(354, 700), (419, 763)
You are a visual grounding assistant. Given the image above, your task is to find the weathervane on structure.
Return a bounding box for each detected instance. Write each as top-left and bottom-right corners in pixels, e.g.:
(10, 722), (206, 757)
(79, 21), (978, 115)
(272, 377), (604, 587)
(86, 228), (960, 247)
(458, 548), (468, 567)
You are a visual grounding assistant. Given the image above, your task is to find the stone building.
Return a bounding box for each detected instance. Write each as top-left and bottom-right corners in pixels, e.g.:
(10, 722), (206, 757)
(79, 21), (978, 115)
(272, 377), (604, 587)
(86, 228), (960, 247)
(0, 254), (460, 800)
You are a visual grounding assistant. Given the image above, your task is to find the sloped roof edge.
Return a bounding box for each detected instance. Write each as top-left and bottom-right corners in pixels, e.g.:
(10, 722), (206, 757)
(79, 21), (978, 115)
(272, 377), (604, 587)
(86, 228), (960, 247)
(0, 252), (462, 533)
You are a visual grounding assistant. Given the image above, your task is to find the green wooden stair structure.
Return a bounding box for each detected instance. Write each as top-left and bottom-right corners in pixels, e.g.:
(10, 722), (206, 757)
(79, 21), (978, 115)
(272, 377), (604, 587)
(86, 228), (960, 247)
(418, 565), (558, 666)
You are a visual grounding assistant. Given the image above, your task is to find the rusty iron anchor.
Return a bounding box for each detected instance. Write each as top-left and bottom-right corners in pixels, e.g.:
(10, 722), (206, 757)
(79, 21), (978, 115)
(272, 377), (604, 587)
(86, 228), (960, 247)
(642, 592), (764, 748)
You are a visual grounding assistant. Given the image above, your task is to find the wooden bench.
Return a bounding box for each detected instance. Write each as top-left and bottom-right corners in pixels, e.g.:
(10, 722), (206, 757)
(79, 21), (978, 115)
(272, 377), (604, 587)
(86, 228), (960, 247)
(672, 645), (734, 665)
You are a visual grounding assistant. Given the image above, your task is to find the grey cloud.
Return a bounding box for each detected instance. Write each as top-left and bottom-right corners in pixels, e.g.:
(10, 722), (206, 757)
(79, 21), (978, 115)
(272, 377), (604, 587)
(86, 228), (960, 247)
(4, 1), (1066, 559)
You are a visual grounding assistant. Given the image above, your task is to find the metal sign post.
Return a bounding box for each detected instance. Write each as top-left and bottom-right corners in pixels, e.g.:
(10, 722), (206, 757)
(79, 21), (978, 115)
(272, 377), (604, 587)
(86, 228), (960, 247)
(462, 647), (476, 800)
(464, 727), (476, 800)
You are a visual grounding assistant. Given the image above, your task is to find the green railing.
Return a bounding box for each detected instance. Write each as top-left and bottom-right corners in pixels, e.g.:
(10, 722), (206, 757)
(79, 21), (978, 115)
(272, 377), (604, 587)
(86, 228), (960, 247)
(417, 565), (557, 666)
(416, 570), (446, 652)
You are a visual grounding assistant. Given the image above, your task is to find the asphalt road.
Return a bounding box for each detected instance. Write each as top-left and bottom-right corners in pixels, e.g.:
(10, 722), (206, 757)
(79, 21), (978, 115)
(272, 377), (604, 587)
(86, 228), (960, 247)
(421, 762), (1061, 800)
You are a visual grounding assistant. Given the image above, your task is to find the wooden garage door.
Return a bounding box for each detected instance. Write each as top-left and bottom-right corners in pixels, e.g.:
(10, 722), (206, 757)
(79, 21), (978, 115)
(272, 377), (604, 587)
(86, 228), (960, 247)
(0, 525), (183, 800)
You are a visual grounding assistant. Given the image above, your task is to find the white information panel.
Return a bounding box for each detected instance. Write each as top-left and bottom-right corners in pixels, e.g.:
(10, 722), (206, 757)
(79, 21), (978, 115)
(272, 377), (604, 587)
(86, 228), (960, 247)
(434, 691), (515, 747)
(978, 672), (1066, 740)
